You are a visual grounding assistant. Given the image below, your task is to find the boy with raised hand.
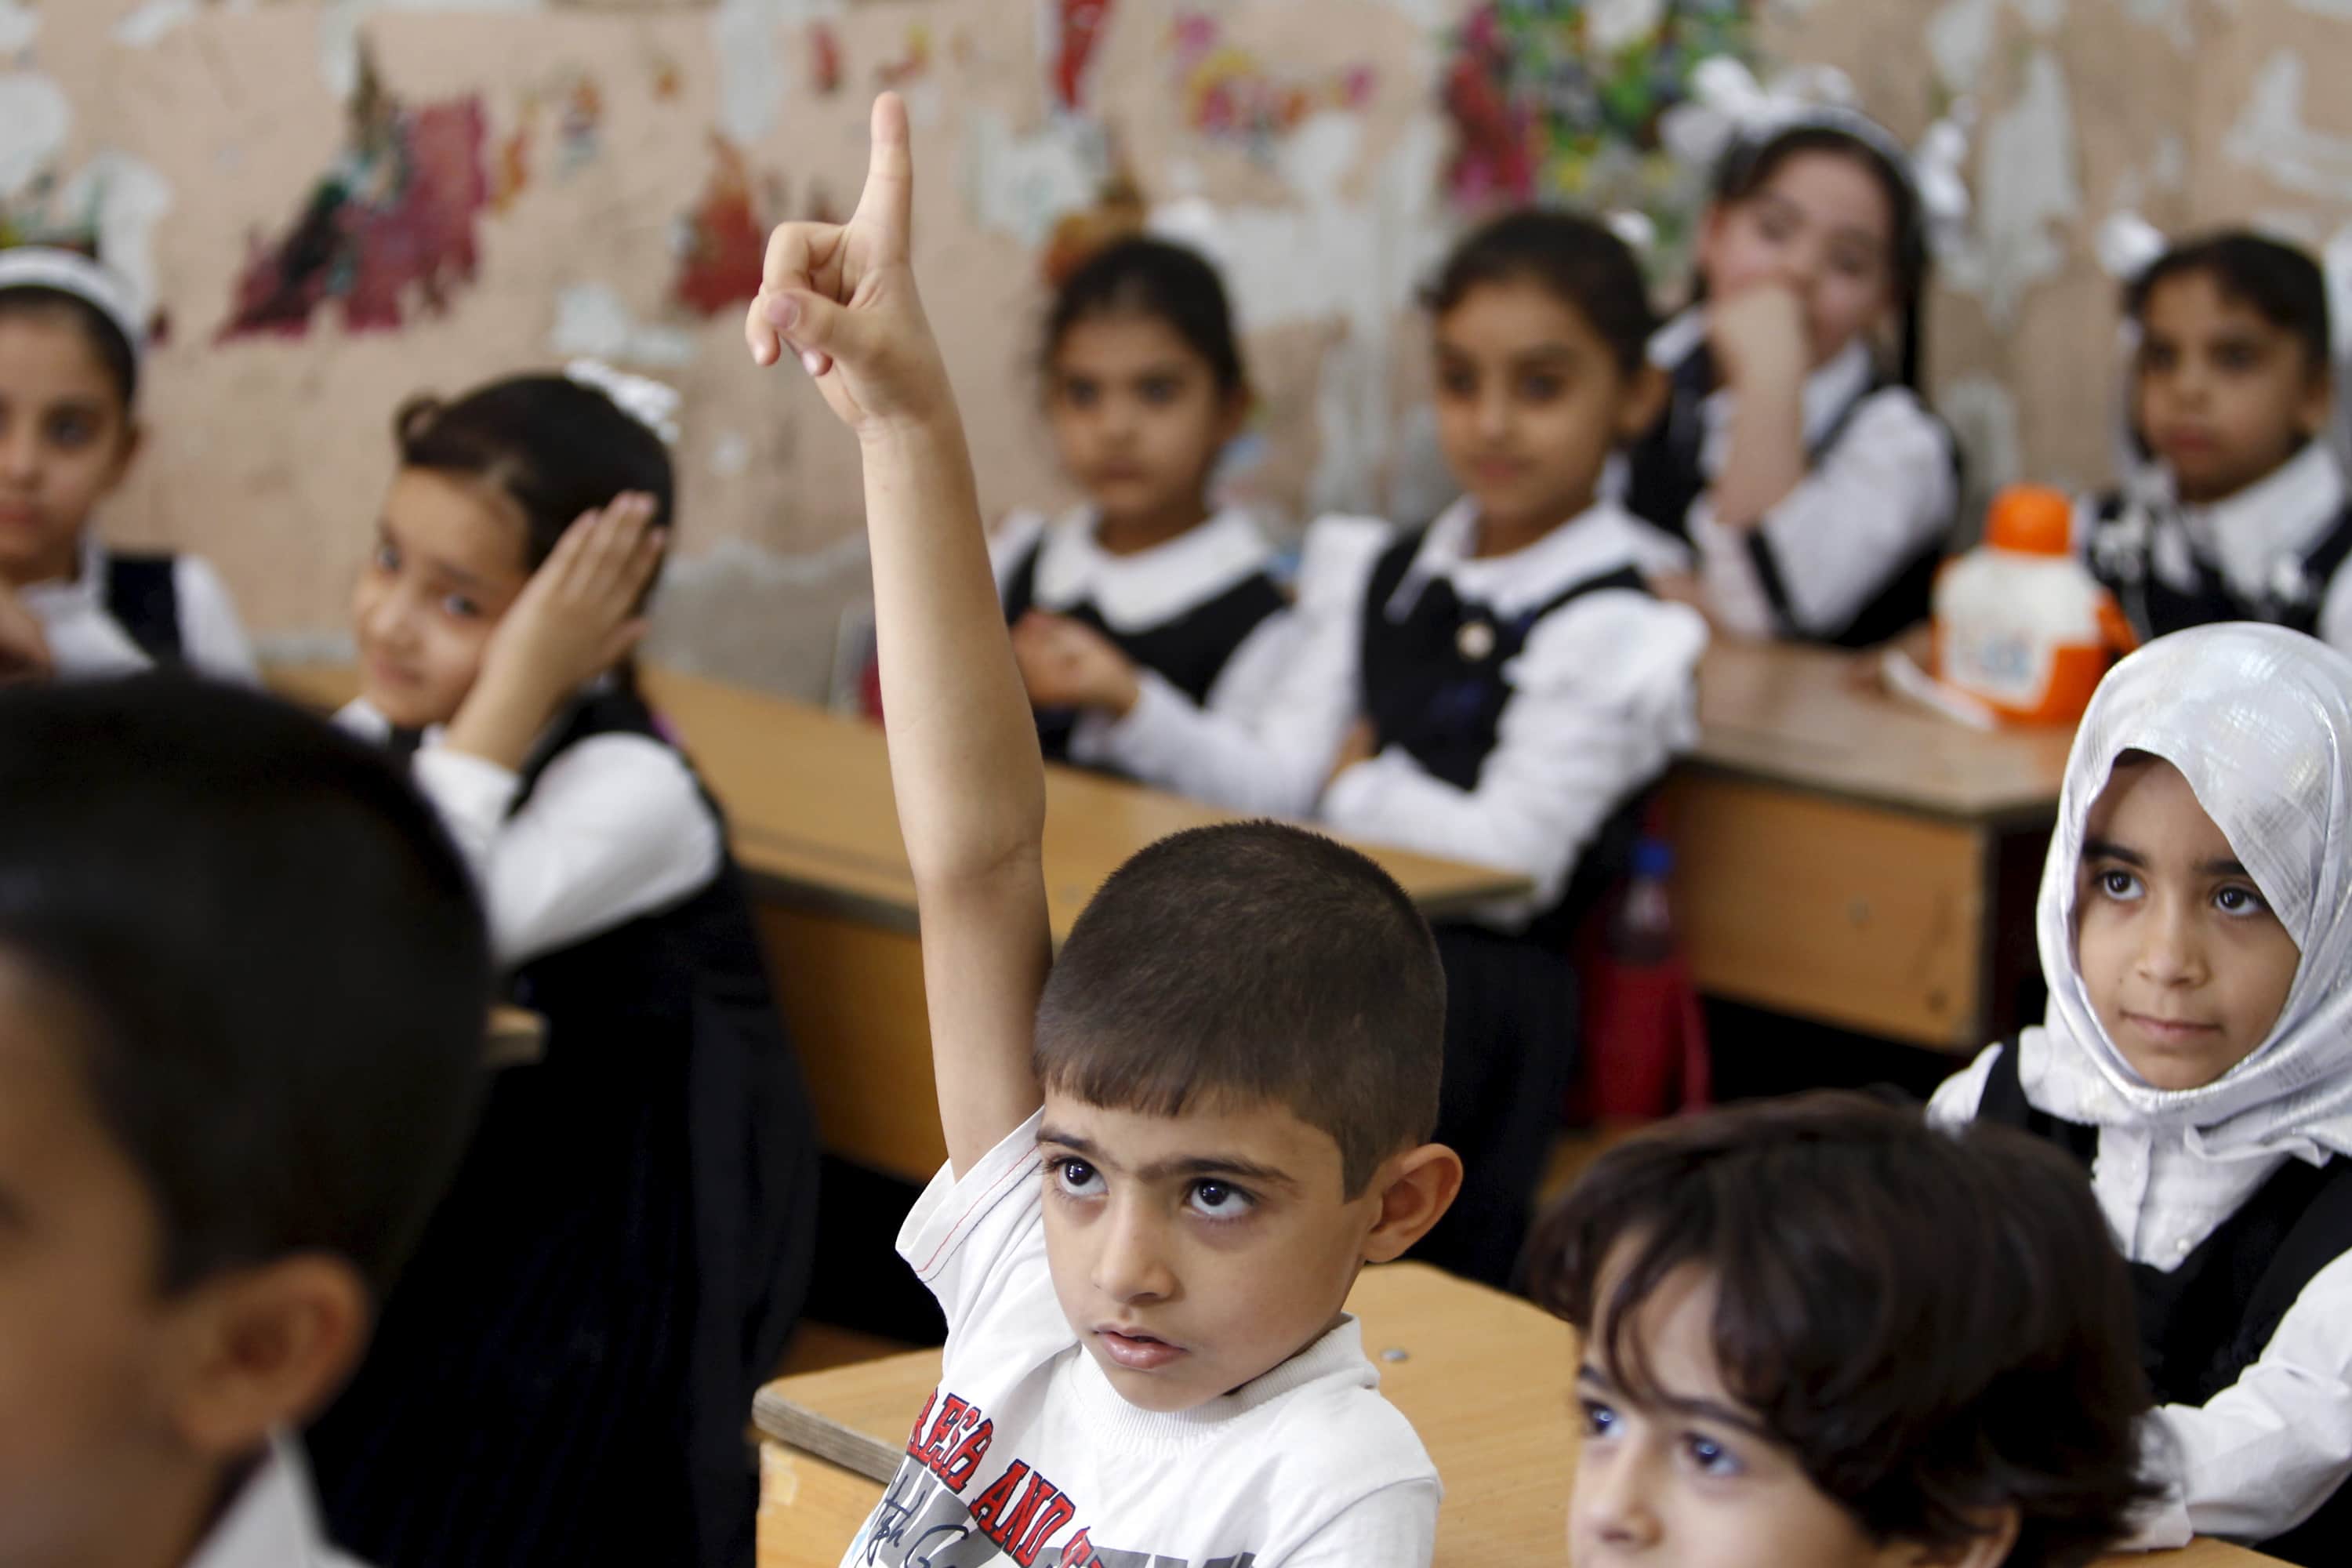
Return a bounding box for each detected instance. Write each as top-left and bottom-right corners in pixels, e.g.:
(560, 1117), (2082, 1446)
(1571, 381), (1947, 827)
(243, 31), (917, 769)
(747, 94), (1465, 1568)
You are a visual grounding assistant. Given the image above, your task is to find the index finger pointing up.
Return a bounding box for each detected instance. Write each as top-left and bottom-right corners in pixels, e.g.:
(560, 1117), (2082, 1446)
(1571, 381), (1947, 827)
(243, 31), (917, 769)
(851, 92), (914, 263)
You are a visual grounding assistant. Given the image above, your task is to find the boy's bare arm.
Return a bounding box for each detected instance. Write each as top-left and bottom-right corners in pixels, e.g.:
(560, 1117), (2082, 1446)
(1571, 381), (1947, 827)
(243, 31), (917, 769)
(746, 95), (1051, 1175)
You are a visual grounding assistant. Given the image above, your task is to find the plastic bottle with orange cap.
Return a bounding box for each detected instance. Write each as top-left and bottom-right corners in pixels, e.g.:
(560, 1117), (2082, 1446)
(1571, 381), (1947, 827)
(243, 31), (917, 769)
(1930, 484), (2136, 727)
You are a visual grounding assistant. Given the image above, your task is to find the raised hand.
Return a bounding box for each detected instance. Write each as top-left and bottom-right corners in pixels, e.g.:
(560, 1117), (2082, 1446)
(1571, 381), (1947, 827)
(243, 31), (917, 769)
(745, 93), (952, 437)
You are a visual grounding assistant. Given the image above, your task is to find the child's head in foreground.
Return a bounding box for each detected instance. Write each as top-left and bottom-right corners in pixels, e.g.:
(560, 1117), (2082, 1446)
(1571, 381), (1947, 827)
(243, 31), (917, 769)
(2124, 230), (2333, 505)
(1532, 1094), (2156, 1568)
(2042, 622), (2352, 1104)
(1040, 237), (1248, 542)
(1423, 209), (1667, 542)
(1030, 820), (1462, 1412)
(353, 369), (676, 731)
(0, 248), (145, 591)
(0, 677), (490, 1563)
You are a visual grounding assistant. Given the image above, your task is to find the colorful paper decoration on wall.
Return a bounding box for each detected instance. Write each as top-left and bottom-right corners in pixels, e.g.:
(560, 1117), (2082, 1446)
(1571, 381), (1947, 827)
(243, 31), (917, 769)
(1168, 11), (1375, 158)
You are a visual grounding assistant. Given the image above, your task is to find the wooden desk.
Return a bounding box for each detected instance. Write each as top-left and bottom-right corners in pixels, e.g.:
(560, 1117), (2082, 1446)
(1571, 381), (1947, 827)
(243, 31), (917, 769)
(750, 1261), (2276, 1568)
(263, 665), (1530, 1181)
(1667, 641), (2075, 1051)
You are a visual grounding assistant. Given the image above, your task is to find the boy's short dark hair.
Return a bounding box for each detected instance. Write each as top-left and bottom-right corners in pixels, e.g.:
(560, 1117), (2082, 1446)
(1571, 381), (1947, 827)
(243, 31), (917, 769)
(0, 677), (492, 1298)
(2129, 230), (2332, 378)
(1423, 209), (1659, 379)
(1033, 822), (1444, 1194)
(1530, 1094), (2160, 1568)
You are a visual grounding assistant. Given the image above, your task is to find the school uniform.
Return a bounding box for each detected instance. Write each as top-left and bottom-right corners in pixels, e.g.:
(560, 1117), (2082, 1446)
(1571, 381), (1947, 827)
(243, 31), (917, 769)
(20, 532), (258, 681)
(1927, 625), (2352, 1564)
(2083, 441), (2352, 655)
(1622, 310), (1958, 647)
(991, 505), (1292, 774)
(190, 1434), (365, 1568)
(311, 681), (818, 1568)
(1104, 496), (1708, 1284)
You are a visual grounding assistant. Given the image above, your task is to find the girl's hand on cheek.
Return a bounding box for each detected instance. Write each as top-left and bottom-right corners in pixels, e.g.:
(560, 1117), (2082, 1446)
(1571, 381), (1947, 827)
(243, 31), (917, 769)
(1707, 285), (1809, 390)
(448, 494), (666, 770)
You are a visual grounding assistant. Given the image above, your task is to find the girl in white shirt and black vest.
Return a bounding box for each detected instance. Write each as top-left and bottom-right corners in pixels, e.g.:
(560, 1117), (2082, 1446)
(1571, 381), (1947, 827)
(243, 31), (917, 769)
(2085, 231), (2352, 655)
(1930, 624), (2352, 1564)
(0, 248), (256, 683)
(1073, 212), (1708, 1287)
(1624, 111), (1958, 648)
(986, 237), (1294, 778)
(307, 369), (817, 1568)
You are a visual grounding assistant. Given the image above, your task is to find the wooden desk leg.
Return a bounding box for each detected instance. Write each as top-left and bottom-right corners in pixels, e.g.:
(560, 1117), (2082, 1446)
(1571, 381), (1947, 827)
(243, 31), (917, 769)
(758, 1442), (884, 1568)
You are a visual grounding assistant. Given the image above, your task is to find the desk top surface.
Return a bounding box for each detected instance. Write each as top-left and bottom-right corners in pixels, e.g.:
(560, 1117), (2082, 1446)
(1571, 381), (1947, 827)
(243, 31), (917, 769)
(263, 664), (1528, 934)
(1689, 641), (2077, 824)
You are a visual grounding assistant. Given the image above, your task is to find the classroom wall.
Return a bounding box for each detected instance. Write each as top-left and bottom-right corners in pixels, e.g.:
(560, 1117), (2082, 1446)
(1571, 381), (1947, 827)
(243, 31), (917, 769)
(11, 0), (2352, 698)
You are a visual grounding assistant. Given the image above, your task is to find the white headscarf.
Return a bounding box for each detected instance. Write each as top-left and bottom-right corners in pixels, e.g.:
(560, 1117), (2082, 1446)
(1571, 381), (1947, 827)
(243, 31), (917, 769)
(2017, 623), (2352, 1162)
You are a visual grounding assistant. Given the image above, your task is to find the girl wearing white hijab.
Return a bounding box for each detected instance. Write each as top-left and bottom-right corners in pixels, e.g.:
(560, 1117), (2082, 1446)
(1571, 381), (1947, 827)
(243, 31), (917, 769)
(1931, 622), (2352, 1564)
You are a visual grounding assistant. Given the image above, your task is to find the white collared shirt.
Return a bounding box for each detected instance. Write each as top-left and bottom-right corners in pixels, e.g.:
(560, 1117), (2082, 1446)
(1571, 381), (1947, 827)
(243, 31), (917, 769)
(1932, 1051), (2352, 1548)
(1642, 310), (1957, 640)
(1098, 497), (1707, 931)
(187, 1433), (367, 1568)
(990, 506), (1301, 773)
(843, 1112), (1440, 1568)
(19, 531), (259, 683)
(335, 696), (721, 970)
(2085, 444), (2352, 656)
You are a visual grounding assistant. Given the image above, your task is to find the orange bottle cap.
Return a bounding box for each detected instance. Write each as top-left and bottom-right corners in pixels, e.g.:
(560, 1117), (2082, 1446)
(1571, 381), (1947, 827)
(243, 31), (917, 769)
(1984, 485), (2074, 556)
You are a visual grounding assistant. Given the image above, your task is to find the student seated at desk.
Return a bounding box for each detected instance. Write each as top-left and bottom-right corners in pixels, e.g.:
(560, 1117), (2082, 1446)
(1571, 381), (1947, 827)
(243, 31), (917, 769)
(0, 677), (490, 1568)
(1620, 106), (1960, 648)
(311, 366), (817, 1568)
(1931, 626), (2352, 1563)
(1030, 210), (1706, 1286)
(1531, 1095), (2156, 1568)
(993, 238), (1296, 775)
(0, 249), (256, 684)
(2083, 232), (2352, 654)
(746, 93), (1465, 1567)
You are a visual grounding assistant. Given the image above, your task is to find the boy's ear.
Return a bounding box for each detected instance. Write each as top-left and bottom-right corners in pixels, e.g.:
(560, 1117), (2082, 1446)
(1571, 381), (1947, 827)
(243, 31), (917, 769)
(165, 1254), (371, 1458)
(1896, 1505), (2020, 1568)
(1617, 361), (1671, 442)
(1361, 1142), (1464, 1264)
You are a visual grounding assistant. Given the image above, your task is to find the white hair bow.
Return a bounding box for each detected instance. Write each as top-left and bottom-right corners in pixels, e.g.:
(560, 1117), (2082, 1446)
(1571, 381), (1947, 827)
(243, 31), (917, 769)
(2094, 212), (2169, 285)
(565, 358), (682, 445)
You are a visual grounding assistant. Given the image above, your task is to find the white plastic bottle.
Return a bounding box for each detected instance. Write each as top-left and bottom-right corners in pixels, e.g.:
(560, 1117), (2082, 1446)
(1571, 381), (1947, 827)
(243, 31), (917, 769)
(1933, 485), (2129, 726)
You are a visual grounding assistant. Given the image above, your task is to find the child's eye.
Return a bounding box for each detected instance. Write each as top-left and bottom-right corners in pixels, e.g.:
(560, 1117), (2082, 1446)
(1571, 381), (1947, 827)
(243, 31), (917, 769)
(1516, 372), (1564, 402)
(1682, 1432), (1743, 1477)
(1137, 376), (1182, 406)
(2215, 884), (2270, 917)
(441, 593), (481, 619)
(44, 412), (94, 448)
(1058, 379), (1099, 409)
(1437, 366), (1477, 400)
(1577, 1397), (1619, 1439)
(1185, 1178), (1255, 1219)
(372, 542), (401, 572)
(2096, 868), (2143, 902)
(1830, 248), (1876, 280)
(2140, 344), (2179, 374)
(2213, 343), (2259, 372)
(1755, 210), (1798, 244)
(1050, 1157), (1104, 1199)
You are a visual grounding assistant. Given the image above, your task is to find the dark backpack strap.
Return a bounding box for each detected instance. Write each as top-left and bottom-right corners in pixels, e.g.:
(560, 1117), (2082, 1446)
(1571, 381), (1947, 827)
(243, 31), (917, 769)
(104, 552), (183, 664)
